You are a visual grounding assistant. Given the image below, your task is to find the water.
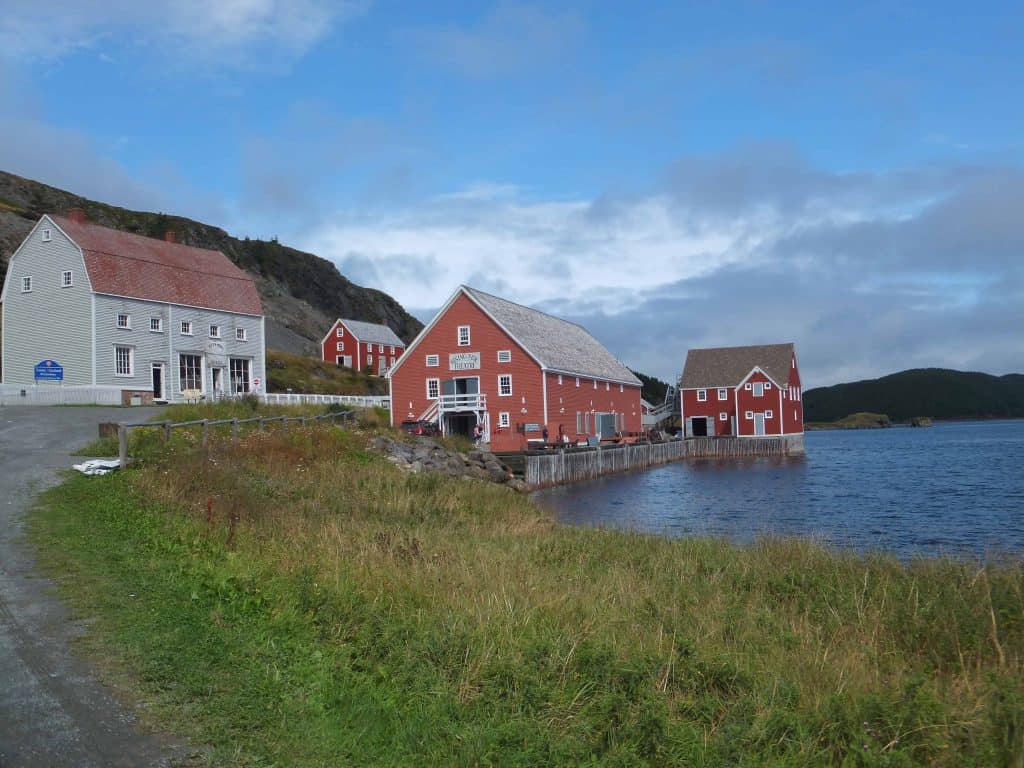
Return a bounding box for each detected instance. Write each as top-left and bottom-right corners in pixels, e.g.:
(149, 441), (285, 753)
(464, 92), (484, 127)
(532, 420), (1024, 559)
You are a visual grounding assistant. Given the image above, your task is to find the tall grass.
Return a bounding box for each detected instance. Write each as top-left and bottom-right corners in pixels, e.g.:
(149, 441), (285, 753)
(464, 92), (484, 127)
(33, 425), (1024, 766)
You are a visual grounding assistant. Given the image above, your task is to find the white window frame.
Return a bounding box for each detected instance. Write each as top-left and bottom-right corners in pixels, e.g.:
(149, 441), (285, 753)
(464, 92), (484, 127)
(498, 374), (512, 396)
(61, 270), (73, 288)
(620, 384), (624, 393)
(765, 382), (772, 390)
(697, 389), (707, 402)
(498, 411), (510, 428)
(336, 326), (344, 338)
(209, 324), (221, 339)
(390, 345), (395, 354)
(426, 378), (440, 399)
(719, 412), (728, 421)
(717, 388), (728, 401)
(425, 354), (440, 367)
(229, 358), (251, 394)
(150, 317), (163, 333)
(21, 276), (32, 293)
(180, 321), (193, 336)
(765, 409), (774, 419)
(114, 345), (134, 377)
(336, 341), (345, 352)
(745, 382), (752, 390)
(378, 343), (384, 353)
(41, 229), (52, 242)
(745, 410), (753, 420)
(179, 353), (203, 393)
(575, 377), (580, 387)
(235, 328), (247, 342)
(753, 382), (765, 397)
(497, 350), (512, 363)
(605, 381), (610, 391)
(367, 353), (373, 365)
(457, 325), (471, 346)
(558, 374), (563, 385)
(117, 313), (131, 330)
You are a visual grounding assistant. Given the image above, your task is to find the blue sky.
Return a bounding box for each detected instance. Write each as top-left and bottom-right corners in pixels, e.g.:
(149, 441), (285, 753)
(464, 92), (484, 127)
(2, 2), (1022, 385)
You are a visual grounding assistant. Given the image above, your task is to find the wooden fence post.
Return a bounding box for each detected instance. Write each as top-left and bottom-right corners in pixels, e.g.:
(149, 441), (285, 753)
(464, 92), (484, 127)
(119, 425), (128, 468)
(164, 421), (172, 442)
(232, 417), (239, 437)
(202, 419), (209, 447)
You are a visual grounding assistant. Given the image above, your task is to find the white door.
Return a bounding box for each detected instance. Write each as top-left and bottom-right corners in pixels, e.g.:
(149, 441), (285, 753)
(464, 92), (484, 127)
(753, 412), (766, 436)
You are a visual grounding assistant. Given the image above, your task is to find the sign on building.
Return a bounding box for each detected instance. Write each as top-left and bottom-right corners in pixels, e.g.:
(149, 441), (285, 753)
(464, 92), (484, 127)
(34, 360), (64, 381)
(449, 352), (481, 371)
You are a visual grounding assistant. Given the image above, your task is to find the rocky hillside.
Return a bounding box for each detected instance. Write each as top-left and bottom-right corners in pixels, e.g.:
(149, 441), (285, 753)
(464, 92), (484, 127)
(0, 171), (422, 354)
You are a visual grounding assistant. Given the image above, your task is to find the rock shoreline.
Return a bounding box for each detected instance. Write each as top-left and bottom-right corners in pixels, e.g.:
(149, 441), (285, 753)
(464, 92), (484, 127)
(371, 435), (529, 493)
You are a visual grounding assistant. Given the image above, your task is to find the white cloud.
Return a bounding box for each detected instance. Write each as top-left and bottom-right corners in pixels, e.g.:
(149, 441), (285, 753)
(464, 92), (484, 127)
(0, 0), (362, 67)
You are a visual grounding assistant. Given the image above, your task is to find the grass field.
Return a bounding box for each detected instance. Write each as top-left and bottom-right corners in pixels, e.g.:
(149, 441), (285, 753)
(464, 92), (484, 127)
(32, 411), (1024, 766)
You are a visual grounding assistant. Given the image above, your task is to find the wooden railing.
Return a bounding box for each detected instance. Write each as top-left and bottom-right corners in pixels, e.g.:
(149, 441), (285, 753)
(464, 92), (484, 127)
(117, 410), (355, 467)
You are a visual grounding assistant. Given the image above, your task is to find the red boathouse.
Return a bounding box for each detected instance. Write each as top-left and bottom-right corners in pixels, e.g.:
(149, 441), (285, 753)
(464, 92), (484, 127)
(680, 343), (803, 438)
(387, 286), (642, 452)
(320, 319), (405, 376)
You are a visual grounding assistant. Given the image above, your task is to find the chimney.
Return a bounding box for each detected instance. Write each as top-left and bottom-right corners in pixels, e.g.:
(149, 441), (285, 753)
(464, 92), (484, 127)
(67, 207), (87, 224)
(164, 230), (177, 244)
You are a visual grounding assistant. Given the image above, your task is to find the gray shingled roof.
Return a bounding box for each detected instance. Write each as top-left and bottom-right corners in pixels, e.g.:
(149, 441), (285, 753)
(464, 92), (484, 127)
(464, 287), (641, 385)
(680, 343), (795, 388)
(339, 319), (404, 347)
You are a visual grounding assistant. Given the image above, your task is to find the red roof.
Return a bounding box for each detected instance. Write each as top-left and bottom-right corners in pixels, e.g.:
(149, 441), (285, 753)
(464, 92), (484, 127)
(52, 215), (263, 316)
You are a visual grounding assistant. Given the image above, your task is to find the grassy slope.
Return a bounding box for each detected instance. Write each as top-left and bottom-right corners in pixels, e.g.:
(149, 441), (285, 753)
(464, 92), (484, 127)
(31, 414), (1024, 766)
(804, 369), (1024, 423)
(266, 349), (387, 396)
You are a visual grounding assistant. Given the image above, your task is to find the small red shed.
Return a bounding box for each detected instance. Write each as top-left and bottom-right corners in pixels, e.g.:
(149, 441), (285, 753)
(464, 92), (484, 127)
(679, 343), (803, 438)
(387, 286), (642, 452)
(321, 319), (405, 376)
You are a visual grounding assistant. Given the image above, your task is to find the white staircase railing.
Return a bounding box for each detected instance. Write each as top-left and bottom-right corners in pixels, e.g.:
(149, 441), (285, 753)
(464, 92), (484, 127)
(418, 399), (440, 423)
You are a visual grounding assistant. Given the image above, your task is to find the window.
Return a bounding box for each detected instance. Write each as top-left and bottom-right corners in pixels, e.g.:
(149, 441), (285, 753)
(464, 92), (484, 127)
(425, 354), (439, 367)
(114, 346), (133, 377)
(718, 388), (728, 401)
(575, 377), (580, 387)
(585, 412), (590, 432)
(336, 326), (344, 338)
(745, 411), (753, 419)
(41, 228), (52, 242)
(426, 378), (440, 399)
(697, 389), (707, 402)
(179, 354), (202, 391)
(576, 412), (582, 432)
(21, 276), (32, 293)
(605, 382), (610, 391)
(620, 384), (624, 393)
(498, 374), (512, 396)
(744, 382), (752, 390)
(367, 354), (373, 365)
(498, 412), (510, 428)
(497, 350), (512, 363)
(378, 343), (384, 353)
(336, 341), (345, 352)
(765, 409), (774, 419)
(719, 412), (728, 421)
(558, 374), (563, 385)
(61, 270), (73, 288)
(753, 382), (764, 397)
(457, 325), (471, 346)
(209, 324), (221, 339)
(180, 321), (193, 336)
(765, 382), (772, 390)
(230, 359), (251, 393)
(235, 328), (247, 342)
(390, 345), (395, 354)
(150, 317), (163, 332)
(389, 356), (395, 367)
(117, 313), (131, 329)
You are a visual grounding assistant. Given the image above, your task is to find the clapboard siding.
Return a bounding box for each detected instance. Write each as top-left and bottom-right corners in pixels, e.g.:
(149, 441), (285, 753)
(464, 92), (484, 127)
(1, 218), (93, 385)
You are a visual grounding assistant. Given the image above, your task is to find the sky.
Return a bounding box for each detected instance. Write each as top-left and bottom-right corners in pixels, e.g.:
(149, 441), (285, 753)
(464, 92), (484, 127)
(1, 1), (1022, 386)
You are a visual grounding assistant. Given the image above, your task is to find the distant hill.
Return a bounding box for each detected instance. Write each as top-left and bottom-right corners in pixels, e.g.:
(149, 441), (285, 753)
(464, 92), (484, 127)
(630, 370), (670, 405)
(804, 368), (1024, 423)
(0, 170), (423, 355)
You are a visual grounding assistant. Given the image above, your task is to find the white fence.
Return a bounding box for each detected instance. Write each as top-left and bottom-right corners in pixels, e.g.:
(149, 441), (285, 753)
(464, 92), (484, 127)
(0, 384), (122, 407)
(259, 392), (390, 409)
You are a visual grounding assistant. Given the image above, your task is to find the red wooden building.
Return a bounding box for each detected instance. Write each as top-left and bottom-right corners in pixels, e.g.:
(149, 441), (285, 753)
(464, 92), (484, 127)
(680, 343), (803, 438)
(387, 286), (642, 452)
(320, 319), (405, 376)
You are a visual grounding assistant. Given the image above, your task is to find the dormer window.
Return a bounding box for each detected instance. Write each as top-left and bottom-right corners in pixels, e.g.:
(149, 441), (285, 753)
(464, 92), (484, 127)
(457, 325), (471, 346)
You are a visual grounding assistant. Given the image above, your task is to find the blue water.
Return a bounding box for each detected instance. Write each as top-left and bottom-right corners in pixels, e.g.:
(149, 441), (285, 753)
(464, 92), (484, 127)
(532, 421), (1024, 559)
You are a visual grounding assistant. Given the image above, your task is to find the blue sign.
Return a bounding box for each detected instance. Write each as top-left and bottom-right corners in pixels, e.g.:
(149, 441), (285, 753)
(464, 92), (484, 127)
(34, 360), (64, 381)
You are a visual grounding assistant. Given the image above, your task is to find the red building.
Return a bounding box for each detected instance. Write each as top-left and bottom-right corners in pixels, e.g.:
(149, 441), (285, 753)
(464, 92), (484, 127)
(680, 343), (803, 438)
(388, 286), (642, 452)
(320, 319), (405, 376)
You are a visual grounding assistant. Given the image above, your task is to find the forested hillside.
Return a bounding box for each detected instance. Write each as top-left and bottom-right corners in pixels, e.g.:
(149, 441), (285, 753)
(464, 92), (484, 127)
(804, 368), (1024, 422)
(0, 171), (422, 354)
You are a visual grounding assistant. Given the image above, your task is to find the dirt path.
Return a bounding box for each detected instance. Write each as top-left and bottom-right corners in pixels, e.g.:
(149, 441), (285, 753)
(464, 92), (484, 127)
(0, 406), (191, 767)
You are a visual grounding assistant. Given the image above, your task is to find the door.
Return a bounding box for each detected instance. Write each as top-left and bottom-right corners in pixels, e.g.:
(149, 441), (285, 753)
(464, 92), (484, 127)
(754, 412), (766, 436)
(596, 413), (616, 438)
(151, 364), (164, 400)
(691, 417), (708, 437)
(211, 368), (223, 395)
